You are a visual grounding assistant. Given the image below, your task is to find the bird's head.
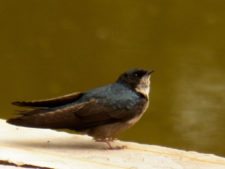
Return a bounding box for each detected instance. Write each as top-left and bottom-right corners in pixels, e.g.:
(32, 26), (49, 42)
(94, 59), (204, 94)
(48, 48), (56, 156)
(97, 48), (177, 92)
(116, 68), (154, 97)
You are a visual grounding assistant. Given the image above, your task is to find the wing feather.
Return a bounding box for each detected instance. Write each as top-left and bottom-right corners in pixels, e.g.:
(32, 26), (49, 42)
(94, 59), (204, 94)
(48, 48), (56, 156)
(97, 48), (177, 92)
(8, 98), (136, 131)
(12, 92), (83, 108)
(72, 100), (136, 130)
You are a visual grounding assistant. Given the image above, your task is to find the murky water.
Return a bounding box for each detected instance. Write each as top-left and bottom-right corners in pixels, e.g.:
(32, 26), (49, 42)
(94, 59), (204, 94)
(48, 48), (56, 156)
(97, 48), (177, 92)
(0, 1), (225, 156)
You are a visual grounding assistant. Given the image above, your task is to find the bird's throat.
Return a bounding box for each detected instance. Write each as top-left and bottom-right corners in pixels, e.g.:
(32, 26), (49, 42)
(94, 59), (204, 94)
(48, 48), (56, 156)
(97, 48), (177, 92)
(135, 76), (150, 98)
(135, 85), (150, 98)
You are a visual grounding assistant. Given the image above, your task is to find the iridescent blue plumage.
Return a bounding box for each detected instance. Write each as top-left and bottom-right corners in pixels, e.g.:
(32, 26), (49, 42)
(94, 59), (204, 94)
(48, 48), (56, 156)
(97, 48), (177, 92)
(78, 83), (140, 110)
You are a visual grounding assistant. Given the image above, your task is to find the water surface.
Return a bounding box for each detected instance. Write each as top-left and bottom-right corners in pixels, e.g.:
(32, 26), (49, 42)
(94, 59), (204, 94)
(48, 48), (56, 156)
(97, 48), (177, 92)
(0, 1), (225, 156)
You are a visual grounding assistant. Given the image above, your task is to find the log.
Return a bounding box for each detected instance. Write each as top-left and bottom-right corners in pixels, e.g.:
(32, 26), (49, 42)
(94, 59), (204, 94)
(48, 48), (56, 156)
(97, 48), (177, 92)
(0, 119), (224, 169)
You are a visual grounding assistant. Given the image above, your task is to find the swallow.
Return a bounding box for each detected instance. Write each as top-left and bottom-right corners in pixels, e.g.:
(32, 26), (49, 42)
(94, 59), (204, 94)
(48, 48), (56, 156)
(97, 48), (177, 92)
(7, 68), (154, 149)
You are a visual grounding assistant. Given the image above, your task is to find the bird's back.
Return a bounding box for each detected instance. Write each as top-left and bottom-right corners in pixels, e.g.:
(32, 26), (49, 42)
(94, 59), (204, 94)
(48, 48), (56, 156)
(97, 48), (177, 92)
(78, 83), (141, 109)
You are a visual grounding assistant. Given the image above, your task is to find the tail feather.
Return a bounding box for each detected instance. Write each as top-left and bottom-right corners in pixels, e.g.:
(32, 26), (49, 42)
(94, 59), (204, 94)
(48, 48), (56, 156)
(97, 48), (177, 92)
(7, 114), (57, 129)
(7, 117), (34, 128)
(16, 108), (50, 116)
(11, 92), (83, 108)
(7, 108), (81, 130)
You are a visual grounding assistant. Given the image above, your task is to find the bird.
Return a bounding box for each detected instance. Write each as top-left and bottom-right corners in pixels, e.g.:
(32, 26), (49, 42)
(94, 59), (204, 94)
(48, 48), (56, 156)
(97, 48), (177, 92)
(7, 68), (154, 149)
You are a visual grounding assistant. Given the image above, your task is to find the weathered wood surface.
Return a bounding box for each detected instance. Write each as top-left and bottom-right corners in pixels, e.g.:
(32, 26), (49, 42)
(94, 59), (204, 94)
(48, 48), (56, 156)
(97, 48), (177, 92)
(0, 119), (225, 169)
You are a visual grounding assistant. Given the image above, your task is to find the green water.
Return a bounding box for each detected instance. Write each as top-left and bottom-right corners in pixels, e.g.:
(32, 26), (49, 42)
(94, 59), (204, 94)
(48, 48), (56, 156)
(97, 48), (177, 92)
(0, 1), (225, 156)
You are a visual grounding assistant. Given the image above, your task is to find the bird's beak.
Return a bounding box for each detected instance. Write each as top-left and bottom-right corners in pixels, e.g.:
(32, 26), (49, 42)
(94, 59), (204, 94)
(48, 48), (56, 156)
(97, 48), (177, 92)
(146, 70), (154, 75)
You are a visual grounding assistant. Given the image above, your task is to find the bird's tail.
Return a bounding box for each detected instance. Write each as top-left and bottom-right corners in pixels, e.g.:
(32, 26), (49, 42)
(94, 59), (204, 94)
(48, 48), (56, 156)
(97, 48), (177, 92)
(7, 92), (84, 129)
(7, 108), (79, 130)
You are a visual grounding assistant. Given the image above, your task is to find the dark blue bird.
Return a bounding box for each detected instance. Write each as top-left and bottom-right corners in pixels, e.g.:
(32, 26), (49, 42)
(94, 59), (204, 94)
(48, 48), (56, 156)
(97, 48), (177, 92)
(7, 68), (153, 149)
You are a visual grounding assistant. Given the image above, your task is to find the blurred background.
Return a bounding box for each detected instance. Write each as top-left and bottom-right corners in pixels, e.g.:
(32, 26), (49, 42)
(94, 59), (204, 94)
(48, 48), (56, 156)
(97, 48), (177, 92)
(0, 1), (225, 156)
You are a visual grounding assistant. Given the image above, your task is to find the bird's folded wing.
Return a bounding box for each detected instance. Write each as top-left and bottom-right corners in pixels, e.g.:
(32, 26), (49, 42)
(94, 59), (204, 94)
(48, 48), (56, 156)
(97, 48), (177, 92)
(72, 100), (135, 130)
(8, 99), (135, 130)
(7, 99), (97, 129)
(12, 92), (84, 108)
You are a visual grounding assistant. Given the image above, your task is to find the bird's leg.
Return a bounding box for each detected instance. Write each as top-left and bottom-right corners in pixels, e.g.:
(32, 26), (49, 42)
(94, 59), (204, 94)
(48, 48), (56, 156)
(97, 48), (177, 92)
(95, 138), (113, 149)
(105, 140), (113, 149)
(95, 138), (127, 150)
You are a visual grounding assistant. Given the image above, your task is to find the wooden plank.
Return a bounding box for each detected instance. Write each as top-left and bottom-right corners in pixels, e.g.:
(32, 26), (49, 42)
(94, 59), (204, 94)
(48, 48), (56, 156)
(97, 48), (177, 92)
(0, 119), (225, 169)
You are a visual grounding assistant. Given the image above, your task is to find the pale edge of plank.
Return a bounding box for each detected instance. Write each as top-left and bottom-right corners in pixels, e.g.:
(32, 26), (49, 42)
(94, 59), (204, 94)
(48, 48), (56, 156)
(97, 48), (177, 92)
(0, 119), (225, 169)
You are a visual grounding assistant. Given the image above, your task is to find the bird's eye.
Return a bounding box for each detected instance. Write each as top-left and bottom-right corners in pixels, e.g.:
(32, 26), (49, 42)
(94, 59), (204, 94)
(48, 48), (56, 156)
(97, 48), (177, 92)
(134, 73), (139, 77)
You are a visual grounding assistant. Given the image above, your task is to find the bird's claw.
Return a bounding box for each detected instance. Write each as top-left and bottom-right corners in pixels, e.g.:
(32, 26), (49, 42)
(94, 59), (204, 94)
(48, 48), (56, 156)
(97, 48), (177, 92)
(94, 138), (127, 150)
